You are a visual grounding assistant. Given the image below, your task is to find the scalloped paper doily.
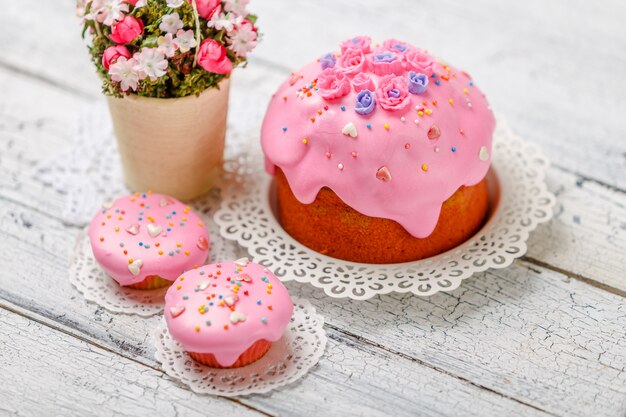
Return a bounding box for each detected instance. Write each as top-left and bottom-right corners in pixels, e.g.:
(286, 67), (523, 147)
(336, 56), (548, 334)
(214, 118), (556, 300)
(153, 298), (326, 396)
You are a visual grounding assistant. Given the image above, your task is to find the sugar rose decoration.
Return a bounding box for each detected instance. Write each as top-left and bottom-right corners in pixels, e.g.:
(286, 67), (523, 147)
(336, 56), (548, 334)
(317, 68), (351, 100)
(340, 35), (372, 54)
(352, 72), (374, 92)
(354, 89), (376, 115)
(370, 50), (403, 76)
(404, 48), (435, 74)
(339, 47), (367, 76)
(376, 74), (411, 111)
(77, 0), (259, 97)
(382, 39), (411, 54)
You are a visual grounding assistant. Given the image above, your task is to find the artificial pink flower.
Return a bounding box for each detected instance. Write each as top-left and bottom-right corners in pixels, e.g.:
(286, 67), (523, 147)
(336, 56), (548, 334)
(195, 0), (221, 19)
(352, 72), (374, 92)
(316, 68), (351, 101)
(109, 15), (144, 44)
(375, 74), (411, 111)
(403, 48), (435, 74)
(196, 39), (233, 74)
(339, 47), (367, 76)
(102, 45), (131, 70)
(339, 36), (372, 54)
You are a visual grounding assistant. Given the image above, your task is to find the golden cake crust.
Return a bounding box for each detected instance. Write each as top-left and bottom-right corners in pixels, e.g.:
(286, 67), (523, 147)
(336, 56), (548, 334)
(276, 168), (489, 264)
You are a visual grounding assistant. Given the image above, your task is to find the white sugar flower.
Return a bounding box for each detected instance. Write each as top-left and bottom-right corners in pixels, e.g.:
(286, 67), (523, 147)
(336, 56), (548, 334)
(91, 0), (128, 26)
(166, 0), (185, 7)
(109, 57), (140, 91)
(133, 48), (169, 81)
(157, 33), (177, 58)
(134, 0), (147, 7)
(173, 29), (197, 53)
(207, 9), (242, 33)
(159, 12), (184, 34)
(227, 21), (257, 57)
(223, 0), (249, 16)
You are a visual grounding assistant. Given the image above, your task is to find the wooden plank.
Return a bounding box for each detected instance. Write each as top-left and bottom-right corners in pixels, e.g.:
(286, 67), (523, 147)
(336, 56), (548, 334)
(0, 306), (266, 417)
(0, 0), (624, 190)
(1, 199), (625, 416)
(0, 301), (551, 417)
(526, 169), (626, 294)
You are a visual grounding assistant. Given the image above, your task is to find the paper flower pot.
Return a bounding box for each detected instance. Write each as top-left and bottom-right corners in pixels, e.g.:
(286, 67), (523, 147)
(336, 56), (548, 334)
(106, 79), (230, 200)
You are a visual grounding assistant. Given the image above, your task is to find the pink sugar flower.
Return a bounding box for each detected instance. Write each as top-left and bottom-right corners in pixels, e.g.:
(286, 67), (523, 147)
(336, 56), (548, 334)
(340, 36), (372, 54)
(339, 47), (367, 77)
(316, 67), (351, 100)
(376, 74), (411, 111)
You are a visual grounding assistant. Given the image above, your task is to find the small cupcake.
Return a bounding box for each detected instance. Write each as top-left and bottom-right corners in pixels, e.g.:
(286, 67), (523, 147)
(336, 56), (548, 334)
(89, 192), (210, 289)
(164, 258), (293, 368)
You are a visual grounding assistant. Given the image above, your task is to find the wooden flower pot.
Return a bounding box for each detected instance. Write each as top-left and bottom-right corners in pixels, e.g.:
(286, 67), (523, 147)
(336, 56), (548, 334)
(106, 79), (230, 200)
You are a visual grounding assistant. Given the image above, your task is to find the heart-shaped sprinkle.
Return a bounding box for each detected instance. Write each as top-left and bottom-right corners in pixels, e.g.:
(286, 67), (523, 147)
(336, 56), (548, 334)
(224, 295), (238, 306)
(342, 122), (358, 138)
(170, 305), (185, 318)
(427, 125), (441, 140)
(197, 236), (209, 250)
(102, 201), (114, 209)
(238, 274), (252, 283)
(234, 257), (249, 267)
(289, 73), (299, 86)
(479, 146), (489, 161)
(229, 311), (246, 324)
(128, 259), (143, 276)
(197, 280), (210, 291)
(376, 166), (392, 182)
(147, 223), (162, 238)
(159, 197), (175, 207)
(126, 223), (140, 235)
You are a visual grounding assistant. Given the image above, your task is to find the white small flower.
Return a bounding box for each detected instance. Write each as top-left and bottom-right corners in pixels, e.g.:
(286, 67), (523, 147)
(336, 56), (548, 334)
(223, 0), (249, 16)
(91, 0), (128, 26)
(207, 9), (242, 33)
(133, 48), (169, 81)
(134, 0), (147, 7)
(173, 29), (197, 53)
(166, 0), (185, 7)
(228, 21), (257, 57)
(157, 33), (177, 58)
(76, 0), (89, 18)
(159, 12), (184, 34)
(109, 57), (140, 91)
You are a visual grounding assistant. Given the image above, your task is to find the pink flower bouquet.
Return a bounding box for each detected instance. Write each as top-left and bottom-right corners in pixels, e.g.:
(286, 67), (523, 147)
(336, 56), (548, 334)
(77, 0), (258, 97)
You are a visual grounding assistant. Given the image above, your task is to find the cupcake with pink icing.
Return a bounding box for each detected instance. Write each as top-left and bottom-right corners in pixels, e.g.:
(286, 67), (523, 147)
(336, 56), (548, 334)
(261, 36), (496, 264)
(89, 192), (210, 289)
(164, 258), (293, 368)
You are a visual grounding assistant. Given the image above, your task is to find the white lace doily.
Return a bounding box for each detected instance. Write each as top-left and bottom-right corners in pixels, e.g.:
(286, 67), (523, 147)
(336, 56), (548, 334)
(214, 118), (556, 300)
(70, 194), (243, 316)
(153, 298), (326, 396)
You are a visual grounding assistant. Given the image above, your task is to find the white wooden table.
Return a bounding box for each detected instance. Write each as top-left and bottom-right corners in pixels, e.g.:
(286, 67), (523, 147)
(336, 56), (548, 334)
(1, 1), (625, 416)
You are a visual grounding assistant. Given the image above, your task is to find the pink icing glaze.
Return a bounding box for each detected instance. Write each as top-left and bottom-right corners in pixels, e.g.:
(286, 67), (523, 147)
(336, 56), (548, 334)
(261, 37), (495, 238)
(163, 260), (294, 367)
(88, 192), (209, 286)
